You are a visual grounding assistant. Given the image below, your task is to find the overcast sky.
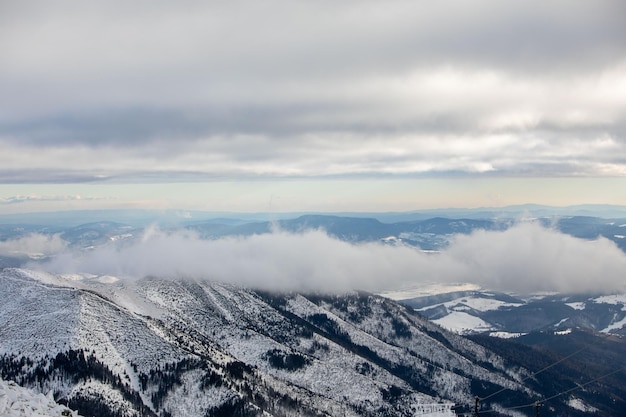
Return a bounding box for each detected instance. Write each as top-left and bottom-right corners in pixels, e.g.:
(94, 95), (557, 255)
(1, 0), (625, 213)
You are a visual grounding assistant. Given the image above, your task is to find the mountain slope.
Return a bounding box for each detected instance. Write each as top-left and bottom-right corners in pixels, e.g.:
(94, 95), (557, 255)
(1, 268), (623, 416)
(403, 290), (626, 336)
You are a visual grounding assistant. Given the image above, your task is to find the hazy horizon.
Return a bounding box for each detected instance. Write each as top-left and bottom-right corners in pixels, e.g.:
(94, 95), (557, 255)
(2, 177), (626, 215)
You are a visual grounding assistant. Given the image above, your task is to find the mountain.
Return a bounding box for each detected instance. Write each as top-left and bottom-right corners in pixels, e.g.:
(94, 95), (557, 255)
(540, 216), (626, 252)
(2, 213), (626, 261)
(2, 268), (625, 416)
(468, 330), (626, 415)
(397, 288), (626, 416)
(2, 205), (626, 226)
(3, 211), (626, 416)
(186, 214), (626, 252)
(401, 290), (626, 336)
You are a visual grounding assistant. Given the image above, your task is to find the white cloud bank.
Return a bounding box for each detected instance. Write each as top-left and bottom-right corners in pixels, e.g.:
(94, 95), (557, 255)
(0, 234), (67, 258)
(34, 223), (626, 295)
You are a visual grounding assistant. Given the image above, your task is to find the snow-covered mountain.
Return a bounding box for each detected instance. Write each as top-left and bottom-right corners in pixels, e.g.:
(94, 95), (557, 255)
(2, 268), (624, 417)
(401, 290), (626, 336)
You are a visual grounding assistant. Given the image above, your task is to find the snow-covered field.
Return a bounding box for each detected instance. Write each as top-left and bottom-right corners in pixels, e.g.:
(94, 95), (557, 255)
(433, 311), (495, 334)
(488, 332), (526, 339)
(379, 283), (480, 301)
(393, 285), (626, 336)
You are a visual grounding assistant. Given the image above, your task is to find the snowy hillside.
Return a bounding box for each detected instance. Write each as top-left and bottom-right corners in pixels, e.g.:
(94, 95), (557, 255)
(1, 268), (624, 416)
(402, 290), (626, 336)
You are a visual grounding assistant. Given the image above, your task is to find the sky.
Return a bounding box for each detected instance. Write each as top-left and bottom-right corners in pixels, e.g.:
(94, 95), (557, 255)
(1, 0), (626, 214)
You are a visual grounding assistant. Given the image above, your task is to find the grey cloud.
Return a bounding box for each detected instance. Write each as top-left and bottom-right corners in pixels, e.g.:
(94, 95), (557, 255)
(2, 1), (624, 111)
(36, 224), (626, 294)
(0, 0), (624, 181)
(2, 125), (625, 183)
(1, 105), (347, 147)
(2, 1), (623, 79)
(0, 171), (114, 184)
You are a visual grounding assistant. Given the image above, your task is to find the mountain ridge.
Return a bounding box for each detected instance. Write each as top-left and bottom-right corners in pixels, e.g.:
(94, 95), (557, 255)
(3, 268), (625, 416)
(2, 204), (626, 226)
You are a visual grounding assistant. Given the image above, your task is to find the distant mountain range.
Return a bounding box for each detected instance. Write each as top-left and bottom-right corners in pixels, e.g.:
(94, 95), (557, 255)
(2, 211), (626, 261)
(1, 203), (626, 226)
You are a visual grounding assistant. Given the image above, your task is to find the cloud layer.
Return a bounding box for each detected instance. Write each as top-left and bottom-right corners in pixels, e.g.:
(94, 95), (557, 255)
(1, 0), (625, 182)
(34, 223), (626, 294)
(0, 234), (67, 258)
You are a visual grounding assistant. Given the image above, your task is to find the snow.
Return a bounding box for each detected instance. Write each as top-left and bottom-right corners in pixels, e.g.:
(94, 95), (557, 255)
(554, 318), (569, 328)
(566, 302), (586, 310)
(0, 270), (80, 358)
(614, 234), (625, 239)
(414, 295), (522, 316)
(567, 397), (598, 413)
(161, 370), (236, 417)
(284, 295), (469, 410)
(489, 332), (526, 339)
(555, 329), (572, 335)
(68, 381), (137, 416)
(593, 294), (626, 306)
(593, 295), (626, 333)
(433, 312), (495, 335)
(0, 268), (187, 378)
(109, 233), (133, 241)
(0, 268), (539, 417)
(379, 283), (480, 300)
(411, 402), (455, 417)
(455, 297), (521, 312)
(0, 378), (83, 417)
(601, 315), (626, 333)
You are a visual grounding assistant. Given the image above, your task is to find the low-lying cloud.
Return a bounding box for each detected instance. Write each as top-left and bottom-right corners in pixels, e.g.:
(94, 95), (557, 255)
(445, 223), (626, 294)
(0, 234), (68, 258)
(35, 223), (626, 295)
